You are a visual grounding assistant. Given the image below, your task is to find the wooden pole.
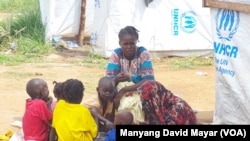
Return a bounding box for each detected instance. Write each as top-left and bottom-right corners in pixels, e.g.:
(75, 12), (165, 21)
(78, 0), (86, 47)
(203, 0), (250, 13)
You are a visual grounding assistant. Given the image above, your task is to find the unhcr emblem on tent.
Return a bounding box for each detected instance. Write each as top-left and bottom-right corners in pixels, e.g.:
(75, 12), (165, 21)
(95, 0), (101, 8)
(180, 11), (196, 34)
(90, 32), (98, 46)
(215, 9), (240, 41)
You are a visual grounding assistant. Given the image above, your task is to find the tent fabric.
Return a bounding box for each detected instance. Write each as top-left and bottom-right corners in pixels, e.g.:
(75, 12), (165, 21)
(39, 0), (95, 41)
(90, 0), (213, 58)
(210, 8), (250, 124)
(40, 0), (213, 58)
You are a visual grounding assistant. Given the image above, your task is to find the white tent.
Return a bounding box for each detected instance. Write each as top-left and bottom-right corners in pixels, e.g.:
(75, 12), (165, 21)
(39, 0), (95, 41)
(40, 0), (213, 58)
(90, 0), (213, 58)
(205, 0), (250, 124)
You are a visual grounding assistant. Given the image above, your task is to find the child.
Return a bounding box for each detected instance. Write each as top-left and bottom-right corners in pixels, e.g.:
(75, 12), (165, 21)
(114, 110), (134, 125)
(82, 76), (116, 132)
(22, 78), (53, 141)
(51, 81), (63, 112)
(49, 79), (98, 141)
(104, 110), (134, 141)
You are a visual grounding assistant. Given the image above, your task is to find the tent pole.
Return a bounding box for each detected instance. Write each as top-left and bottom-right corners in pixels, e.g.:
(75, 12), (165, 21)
(78, 0), (86, 47)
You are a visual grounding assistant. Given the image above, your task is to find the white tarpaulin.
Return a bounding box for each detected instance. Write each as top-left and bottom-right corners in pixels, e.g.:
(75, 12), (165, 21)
(210, 8), (250, 124)
(90, 0), (213, 58)
(39, 0), (95, 41)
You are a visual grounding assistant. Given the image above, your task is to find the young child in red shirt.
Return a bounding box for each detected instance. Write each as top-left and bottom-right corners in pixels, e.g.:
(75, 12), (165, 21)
(22, 78), (53, 141)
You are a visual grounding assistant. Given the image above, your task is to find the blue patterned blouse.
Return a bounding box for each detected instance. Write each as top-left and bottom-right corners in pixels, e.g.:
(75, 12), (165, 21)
(106, 46), (154, 83)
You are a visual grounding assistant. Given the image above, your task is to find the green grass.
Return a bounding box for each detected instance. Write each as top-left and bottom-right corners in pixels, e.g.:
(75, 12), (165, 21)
(80, 52), (108, 69)
(0, 54), (27, 65)
(0, 0), (34, 12)
(169, 56), (214, 70)
(0, 0), (52, 65)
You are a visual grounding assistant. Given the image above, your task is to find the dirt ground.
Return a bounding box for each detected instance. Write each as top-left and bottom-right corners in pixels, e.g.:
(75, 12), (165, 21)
(0, 46), (215, 135)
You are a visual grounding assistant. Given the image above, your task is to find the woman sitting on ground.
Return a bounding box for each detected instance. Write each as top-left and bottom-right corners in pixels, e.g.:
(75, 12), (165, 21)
(106, 25), (155, 124)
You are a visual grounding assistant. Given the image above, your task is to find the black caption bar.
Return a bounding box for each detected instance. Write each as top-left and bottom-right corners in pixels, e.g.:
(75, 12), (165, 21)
(116, 125), (250, 141)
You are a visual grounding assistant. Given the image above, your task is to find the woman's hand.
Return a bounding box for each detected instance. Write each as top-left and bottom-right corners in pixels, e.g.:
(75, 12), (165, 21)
(114, 88), (125, 108)
(115, 72), (130, 84)
(114, 94), (121, 109)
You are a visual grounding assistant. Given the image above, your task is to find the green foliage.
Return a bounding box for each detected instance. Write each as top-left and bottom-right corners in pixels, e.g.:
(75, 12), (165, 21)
(0, 0), (35, 12)
(17, 37), (52, 56)
(10, 7), (45, 42)
(0, 53), (31, 65)
(3, 0), (45, 43)
(0, 0), (22, 12)
(0, 0), (51, 65)
(0, 14), (12, 50)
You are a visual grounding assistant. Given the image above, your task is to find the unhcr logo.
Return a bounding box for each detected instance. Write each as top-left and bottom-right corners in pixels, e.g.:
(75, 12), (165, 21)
(95, 0), (101, 8)
(180, 11), (196, 34)
(90, 32), (98, 45)
(215, 9), (240, 41)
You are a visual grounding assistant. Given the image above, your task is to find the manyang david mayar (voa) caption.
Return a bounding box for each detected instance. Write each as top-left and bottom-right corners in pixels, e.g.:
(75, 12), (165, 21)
(118, 128), (247, 139)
